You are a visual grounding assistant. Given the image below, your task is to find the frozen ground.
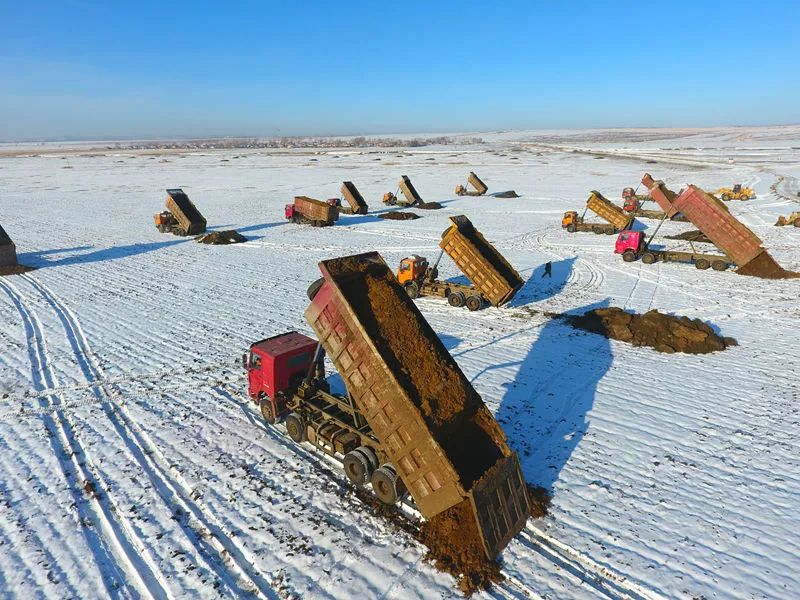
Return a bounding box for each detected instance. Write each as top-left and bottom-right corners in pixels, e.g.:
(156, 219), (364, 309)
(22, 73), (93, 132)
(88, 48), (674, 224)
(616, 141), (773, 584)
(1, 127), (799, 599)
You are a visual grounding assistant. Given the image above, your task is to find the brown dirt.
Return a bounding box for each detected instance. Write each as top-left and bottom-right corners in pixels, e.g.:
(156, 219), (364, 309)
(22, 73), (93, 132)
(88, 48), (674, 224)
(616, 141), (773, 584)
(333, 258), (504, 489)
(419, 499), (503, 596)
(416, 201), (443, 210)
(195, 230), (247, 244)
(526, 484), (551, 519)
(378, 211), (420, 220)
(665, 230), (711, 243)
(566, 307), (737, 354)
(0, 264), (36, 276)
(492, 190), (520, 198)
(736, 251), (800, 279)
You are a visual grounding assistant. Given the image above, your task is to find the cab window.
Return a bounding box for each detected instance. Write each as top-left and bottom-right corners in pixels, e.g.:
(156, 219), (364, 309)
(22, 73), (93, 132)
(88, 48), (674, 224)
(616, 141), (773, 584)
(249, 353), (261, 370)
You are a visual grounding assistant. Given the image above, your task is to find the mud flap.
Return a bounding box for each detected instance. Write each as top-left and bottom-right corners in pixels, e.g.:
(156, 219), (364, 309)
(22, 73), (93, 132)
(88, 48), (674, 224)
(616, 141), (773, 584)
(468, 453), (530, 559)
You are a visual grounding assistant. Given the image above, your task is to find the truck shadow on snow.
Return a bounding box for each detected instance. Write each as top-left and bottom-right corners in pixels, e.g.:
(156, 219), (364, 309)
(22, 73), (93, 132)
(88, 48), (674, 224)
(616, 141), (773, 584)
(508, 257), (576, 307)
(18, 238), (189, 268)
(495, 298), (612, 493)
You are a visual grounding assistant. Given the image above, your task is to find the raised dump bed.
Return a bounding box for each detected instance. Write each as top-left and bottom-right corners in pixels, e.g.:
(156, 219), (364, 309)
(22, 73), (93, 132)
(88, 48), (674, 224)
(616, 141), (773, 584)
(467, 171), (489, 195)
(641, 174), (682, 218)
(340, 181), (369, 215)
(0, 224), (18, 267)
(289, 196), (339, 226)
(304, 252), (529, 557)
(587, 191), (633, 231)
(399, 175), (423, 205)
(166, 189), (207, 235)
(440, 216), (524, 306)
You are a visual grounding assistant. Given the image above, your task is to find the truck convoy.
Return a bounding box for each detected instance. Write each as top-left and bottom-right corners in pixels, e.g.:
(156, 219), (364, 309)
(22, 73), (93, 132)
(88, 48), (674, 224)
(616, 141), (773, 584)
(397, 215), (523, 310)
(615, 174), (784, 274)
(285, 196), (339, 227)
(243, 252), (530, 559)
(154, 189), (207, 236)
(562, 191), (634, 234)
(455, 172), (489, 196)
(384, 175), (423, 207)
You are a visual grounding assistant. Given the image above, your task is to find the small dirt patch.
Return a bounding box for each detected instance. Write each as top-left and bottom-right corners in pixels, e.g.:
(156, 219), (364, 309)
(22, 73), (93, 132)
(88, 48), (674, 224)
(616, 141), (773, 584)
(195, 230), (247, 245)
(378, 212), (420, 220)
(0, 264), (36, 276)
(566, 307), (737, 354)
(416, 202), (443, 210)
(527, 484), (551, 519)
(492, 190), (520, 198)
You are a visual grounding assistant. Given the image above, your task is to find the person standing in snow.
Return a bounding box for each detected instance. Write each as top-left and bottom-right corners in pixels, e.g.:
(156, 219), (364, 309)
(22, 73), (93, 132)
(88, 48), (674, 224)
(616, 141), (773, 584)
(542, 261), (552, 278)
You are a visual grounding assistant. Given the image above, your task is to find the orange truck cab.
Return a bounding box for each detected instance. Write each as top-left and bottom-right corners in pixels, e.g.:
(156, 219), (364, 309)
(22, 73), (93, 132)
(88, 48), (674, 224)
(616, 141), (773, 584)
(615, 230), (646, 260)
(397, 255), (429, 286)
(561, 211), (579, 229)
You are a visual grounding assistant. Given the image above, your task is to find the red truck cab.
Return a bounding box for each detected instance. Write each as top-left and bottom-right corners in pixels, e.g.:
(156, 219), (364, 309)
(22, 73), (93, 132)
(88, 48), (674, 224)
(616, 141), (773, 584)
(622, 197), (638, 213)
(243, 332), (318, 422)
(615, 230), (646, 261)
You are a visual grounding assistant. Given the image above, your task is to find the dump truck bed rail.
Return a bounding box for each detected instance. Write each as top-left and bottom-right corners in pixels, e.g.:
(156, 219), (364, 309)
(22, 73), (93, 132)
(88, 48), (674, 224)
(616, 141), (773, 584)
(166, 189), (207, 235)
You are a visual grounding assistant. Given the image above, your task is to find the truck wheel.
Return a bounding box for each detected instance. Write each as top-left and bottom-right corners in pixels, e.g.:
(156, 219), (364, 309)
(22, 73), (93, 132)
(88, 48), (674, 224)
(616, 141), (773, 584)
(285, 413), (306, 443)
(343, 450), (372, 485)
(259, 395), (276, 424)
(721, 194), (731, 201)
(404, 282), (420, 299)
(566, 224), (577, 233)
(622, 250), (636, 262)
(794, 220), (800, 228)
(711, 260), (727, 271)
(307, 278), (325, 300)
(592, 226), (602, 234)
(642, 252), (657, 265)
(466, 295), (483, 311)
(371, 464), (406, 505)
(695, 258), (710, 270)
(447, 291), (465, 308)
(174, 227), (187, 236)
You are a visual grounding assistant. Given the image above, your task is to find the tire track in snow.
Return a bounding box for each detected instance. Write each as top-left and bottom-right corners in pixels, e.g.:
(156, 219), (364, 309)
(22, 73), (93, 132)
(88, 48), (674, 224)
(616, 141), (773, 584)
(0, 277), (170, 600)
(19, 273), (279, 600)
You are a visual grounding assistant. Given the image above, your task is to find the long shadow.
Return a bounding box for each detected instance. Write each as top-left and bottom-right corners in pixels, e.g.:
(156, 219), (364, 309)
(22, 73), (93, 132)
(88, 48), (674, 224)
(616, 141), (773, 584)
(236, 221), (285, 234)
(495, 299), (612, 492)
(18, 238), (189, 268)
(507, 257), (575, 307)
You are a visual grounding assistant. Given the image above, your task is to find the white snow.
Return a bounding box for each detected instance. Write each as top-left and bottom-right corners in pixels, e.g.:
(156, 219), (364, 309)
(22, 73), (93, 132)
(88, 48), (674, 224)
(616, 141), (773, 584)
(1, 127), (799, 599)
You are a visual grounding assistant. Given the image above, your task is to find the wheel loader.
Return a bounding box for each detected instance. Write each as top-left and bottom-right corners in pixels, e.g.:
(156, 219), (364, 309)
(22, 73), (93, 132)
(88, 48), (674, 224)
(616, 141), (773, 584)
(775, 211), (800, 227)
(716, 184), (755, 201)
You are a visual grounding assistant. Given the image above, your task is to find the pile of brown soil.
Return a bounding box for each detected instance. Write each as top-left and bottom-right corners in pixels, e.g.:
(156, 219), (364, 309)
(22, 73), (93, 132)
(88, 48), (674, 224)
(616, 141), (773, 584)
(0, 264), (36, 276)
(332, 258), (504, 489)
(195, 230), (247, 245)
(378, 211), (420, 220)
(419, 499), (503, 596)
(492, 190), (520, 198)
(526, 484), (551, 519)
(736, 251), (800, 279)
(567, 307), (737, 354)
(665, 230), (711, 243)
(416, 201), (443, 210)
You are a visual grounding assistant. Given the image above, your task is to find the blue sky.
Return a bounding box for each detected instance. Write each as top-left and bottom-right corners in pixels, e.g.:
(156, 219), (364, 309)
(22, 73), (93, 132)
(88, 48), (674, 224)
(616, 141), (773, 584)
(1, 0), (798, 140)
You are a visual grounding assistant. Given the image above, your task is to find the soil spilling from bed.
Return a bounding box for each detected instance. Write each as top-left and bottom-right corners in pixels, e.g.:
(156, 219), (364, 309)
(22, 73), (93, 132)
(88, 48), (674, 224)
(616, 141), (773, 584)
(736, 251), (800, 279)
(566, 307), (737, 354)
(665, 230), (711, 243)
(195, 230), (247, 244)
(378, 211), (420, 220)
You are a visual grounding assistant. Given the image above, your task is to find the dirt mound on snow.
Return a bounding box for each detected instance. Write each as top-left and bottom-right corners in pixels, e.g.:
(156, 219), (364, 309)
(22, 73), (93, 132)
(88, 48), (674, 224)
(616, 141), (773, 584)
(736, 251), (800, 279)
(665, 230), (711, 243)
(195, 230), (247, 244)
(416, 201), (443, 209)
(567, 307), (737, 354)
(378, 211), (420, 220)
(491, 190), (520, 198)
(0, 264), (36, 276)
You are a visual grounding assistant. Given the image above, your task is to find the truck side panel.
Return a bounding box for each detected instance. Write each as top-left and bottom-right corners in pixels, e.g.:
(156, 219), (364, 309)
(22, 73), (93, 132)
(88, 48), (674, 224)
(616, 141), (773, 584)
(166, 189), (207, 235)
(295, 196), (338, 224)
(467, 172), (488, 195)
(586, 192), (632, 230)
(340, 182), (369, 215)
(672, 186), (763, 266)
(641, 174), (680, 218)
(399, 176), (423, 205)
(440, 216), (524, 306)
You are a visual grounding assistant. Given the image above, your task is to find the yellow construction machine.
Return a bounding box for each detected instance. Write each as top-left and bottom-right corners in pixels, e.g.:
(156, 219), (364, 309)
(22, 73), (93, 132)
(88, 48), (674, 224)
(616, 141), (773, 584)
(775, 211), (800, 227)
(716, 184), (755, 201)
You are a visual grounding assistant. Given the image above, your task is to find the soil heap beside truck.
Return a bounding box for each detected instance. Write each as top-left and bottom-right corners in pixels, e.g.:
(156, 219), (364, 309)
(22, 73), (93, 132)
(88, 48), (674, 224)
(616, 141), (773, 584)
(562, 191), (634, 234)
(243, 252), (530, 563)
(397, 215), (523, 310)
(154, 189), (207, 236)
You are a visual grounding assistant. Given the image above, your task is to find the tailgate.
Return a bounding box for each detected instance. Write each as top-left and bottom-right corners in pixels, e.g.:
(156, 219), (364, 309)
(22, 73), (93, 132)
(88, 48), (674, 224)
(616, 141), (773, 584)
(469, 453), (530, 558)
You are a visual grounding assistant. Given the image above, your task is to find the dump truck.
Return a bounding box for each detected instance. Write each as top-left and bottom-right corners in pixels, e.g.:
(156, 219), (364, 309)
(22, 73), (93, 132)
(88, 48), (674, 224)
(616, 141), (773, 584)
(384, 175), (423, 206)
(455, 172), (489, 196)
(339, 181), (369, 215)
(397, 216), (523, 310)
(622, 195), (689, 221)
(717, 184), (755, 201)
(562, 191), (634, 234)
(285, 196), (339, 227)
(0, 224), (18, 268)
(620, 177), (785, 274)
(154, 189), (207, 236)
(243, 252), (530, 559)
(775, 211), (800, 227)
(622, 187), (652, 203)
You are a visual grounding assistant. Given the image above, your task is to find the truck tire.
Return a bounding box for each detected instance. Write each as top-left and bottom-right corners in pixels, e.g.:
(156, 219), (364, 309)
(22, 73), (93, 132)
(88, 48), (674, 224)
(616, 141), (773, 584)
(711, 260), (728, 271)
(466, 295), (483, 311)
(721, 193), (731, 201)
(695, 258), (710, 270)
(259, 395), (276, 424)
(343, 450), (372, 485)
(642, 252), (657, 265)
(371, 464), (406, 505)
(307, 278), (325, 300)
(566, 224), (577, 233)
(173, 227), (187, 236)
(404, 282), (420, 299)
(447, 291), (465, 308)
(285, 413), (306, 443)
(622, 250), (636, 262)
(592, 226), (602, 234)
(794, 220), (800, 228)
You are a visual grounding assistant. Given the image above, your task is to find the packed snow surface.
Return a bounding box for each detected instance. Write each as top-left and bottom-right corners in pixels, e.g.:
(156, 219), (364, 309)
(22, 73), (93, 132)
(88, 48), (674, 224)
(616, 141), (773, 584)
(1, 127), (799, 599)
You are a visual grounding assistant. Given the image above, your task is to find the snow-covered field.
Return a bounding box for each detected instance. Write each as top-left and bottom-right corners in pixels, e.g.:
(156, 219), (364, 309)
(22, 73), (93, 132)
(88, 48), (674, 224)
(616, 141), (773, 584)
(1, 127), (799, 599)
